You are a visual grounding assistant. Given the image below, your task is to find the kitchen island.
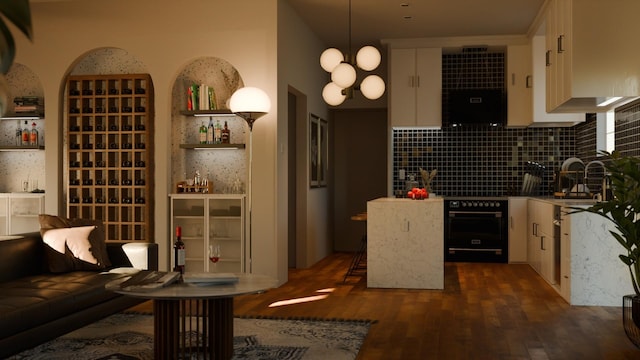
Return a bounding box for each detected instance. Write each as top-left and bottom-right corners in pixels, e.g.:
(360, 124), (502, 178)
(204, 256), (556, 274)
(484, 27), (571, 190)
(367, 197), (444, 289)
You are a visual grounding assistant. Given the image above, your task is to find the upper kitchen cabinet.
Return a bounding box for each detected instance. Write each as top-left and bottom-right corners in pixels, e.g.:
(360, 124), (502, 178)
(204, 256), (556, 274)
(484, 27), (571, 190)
(506, 44), (532, 127)
(389, 48), (441, 128)
(531, 35), (584, 126)
(545, 0), (640, 113)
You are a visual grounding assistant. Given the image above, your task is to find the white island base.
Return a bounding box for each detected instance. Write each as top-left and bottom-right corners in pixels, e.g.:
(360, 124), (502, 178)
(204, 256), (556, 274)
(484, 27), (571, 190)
(367, 197), (444, 289)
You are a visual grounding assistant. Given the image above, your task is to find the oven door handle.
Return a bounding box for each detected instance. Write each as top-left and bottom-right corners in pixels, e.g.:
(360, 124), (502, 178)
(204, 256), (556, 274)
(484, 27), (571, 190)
(448, 211), (503, 218)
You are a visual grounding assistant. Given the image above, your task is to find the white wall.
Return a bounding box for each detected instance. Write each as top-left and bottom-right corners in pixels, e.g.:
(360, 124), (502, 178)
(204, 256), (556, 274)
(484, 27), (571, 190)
(278, 0), (333, 268)
(12, 0), (283, 281)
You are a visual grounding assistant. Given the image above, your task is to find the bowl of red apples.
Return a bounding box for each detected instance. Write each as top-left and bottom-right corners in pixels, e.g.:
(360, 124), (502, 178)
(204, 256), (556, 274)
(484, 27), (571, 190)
(407, 187), (428, 199)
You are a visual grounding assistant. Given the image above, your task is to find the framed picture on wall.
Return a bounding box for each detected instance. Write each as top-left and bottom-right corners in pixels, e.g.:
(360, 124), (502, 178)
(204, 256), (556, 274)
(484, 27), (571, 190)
(309, 114), (327, 188)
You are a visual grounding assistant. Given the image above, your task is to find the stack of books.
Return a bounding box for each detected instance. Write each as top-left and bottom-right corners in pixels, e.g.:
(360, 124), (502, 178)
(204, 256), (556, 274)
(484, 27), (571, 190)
(13, 96), (44, 114)
(118, 270), (180, 291)
(186, 84), (217, 111)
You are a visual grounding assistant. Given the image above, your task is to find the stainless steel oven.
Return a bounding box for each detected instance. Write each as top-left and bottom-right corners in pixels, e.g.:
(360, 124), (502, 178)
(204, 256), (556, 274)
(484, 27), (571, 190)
(445, 198), (508, 263)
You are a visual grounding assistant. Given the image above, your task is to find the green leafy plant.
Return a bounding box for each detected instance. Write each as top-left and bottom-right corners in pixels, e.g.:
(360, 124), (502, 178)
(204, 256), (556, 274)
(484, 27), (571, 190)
(0, 0), (32, 74)
(569, 151), (640, 295)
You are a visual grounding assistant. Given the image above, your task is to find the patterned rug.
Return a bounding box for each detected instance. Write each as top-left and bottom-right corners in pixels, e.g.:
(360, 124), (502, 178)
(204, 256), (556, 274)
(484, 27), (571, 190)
(8, 313), (373, 360)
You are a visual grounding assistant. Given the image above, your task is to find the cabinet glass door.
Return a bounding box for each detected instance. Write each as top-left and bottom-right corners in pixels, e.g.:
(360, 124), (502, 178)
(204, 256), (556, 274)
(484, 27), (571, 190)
(171, 197), (206, 272)
(208, 197), (244, 273)
(0, 195), (8, 235)
(9, 194), (44, 234)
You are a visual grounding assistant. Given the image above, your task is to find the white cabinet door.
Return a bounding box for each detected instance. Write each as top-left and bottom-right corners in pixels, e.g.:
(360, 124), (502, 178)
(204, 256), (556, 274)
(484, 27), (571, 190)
(559, 207), (571, 302)
(527, 199), (557, 284)
(390, 48), (417, 127)
(527, 200), (542, 274)
(8, 193), (44, 234)
(389, 48), (441, 128)
(546, 0), (640, 112)
(508, 197), (528, 262)
(506, 44), (532, 127)
(539, 229), (556, 285)
(531, 35), (583, 125)
(415, 48), (442, 128)
(170, 194), (245, 274)
(0, 195), (8, 235)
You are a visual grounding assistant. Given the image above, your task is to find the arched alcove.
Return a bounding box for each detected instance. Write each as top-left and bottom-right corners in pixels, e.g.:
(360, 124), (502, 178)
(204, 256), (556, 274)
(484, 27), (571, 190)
(170, 57), (245, 192)
(0, 63), (45, 193)
(61, 47), (155, 242)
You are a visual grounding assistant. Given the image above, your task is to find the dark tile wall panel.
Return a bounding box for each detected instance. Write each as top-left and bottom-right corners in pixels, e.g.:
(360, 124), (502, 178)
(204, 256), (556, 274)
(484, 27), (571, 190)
(392, 127), (575, 197)
(615, 100), (640, 157)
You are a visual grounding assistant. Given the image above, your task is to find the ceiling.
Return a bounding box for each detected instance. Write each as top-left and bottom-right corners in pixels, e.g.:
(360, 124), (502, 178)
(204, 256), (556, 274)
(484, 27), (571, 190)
(286, 0), (546, 49)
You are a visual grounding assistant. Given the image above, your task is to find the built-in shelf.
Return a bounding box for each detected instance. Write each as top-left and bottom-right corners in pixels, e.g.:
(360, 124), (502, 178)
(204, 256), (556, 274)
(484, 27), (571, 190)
(179, 143), (245, 149)
(180, 109), (234, 117)
(1, 112), (43, 120)
(0, 145), (45, 151)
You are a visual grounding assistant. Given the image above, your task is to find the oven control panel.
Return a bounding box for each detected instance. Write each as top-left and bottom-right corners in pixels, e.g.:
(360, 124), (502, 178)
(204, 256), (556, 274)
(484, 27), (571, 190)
(448, 200), (504, 209)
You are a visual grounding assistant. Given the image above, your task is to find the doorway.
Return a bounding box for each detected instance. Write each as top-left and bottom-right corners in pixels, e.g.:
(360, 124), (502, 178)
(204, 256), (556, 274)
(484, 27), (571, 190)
(332, 108), (388, 252)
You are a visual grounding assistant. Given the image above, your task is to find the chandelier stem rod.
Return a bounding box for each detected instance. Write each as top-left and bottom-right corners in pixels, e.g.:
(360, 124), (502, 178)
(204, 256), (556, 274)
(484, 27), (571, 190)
(348, 0), (352, 61)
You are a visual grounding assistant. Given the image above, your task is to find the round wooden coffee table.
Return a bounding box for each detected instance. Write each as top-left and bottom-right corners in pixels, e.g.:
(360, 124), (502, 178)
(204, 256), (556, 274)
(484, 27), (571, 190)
(112, 273), (278, 360)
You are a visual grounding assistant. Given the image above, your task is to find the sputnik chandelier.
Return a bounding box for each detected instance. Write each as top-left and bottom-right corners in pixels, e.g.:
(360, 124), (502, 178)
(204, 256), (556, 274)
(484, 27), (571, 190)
(320, 0), (385, 106)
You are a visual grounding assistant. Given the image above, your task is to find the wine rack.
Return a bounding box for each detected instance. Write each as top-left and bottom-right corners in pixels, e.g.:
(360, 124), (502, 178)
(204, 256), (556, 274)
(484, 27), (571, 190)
(66, 74), (154, 242)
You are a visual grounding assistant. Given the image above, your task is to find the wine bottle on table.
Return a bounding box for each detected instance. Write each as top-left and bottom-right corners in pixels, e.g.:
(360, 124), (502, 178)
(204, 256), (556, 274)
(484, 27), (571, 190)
(173, 226), (185, 277)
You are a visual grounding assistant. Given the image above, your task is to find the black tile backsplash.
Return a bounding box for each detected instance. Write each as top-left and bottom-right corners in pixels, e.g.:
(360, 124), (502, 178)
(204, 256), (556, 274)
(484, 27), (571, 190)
(391, 49), (640, 198)
(392, 127), (575, 197)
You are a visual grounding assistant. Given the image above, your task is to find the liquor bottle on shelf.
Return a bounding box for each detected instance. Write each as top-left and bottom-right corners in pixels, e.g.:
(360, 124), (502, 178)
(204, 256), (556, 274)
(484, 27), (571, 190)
(15, 120), (21, 146)
(199, 121), (207, 144)
(173, 226), (185, 275)
(21, 121), (29, 146)
(214, 119), (222, 144)
(207, 118), (214, 144)
(109, 197), (119, 204)
(135, 197), (145, 204)
(30, 123), (38, 146)
(221, 121), (230, 144)
(121, 196), (132, 204)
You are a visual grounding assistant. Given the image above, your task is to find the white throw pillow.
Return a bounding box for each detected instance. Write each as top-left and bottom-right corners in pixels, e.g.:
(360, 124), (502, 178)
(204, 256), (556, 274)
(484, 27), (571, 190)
(42, 225), (98, 264)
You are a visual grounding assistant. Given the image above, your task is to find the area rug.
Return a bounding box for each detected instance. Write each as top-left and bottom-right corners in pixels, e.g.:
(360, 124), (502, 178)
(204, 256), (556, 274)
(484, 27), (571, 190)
(8, 313), (373, 360)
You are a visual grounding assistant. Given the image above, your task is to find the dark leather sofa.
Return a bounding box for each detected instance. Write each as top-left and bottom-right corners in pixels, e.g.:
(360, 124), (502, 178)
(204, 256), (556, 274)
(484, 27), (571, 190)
(0, 232), (158, 358)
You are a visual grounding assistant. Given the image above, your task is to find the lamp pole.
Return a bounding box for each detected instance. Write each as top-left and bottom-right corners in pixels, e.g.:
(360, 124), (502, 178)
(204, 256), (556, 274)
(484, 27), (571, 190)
(229, 87), (270, 273)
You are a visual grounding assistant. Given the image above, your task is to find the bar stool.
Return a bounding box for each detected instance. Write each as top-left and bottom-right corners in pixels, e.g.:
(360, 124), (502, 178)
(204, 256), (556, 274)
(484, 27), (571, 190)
(343, 212), (367, 282)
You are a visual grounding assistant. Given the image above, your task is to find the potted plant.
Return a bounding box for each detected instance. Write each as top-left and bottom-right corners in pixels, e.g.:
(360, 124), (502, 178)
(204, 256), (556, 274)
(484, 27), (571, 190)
(568, 151), (640, 344)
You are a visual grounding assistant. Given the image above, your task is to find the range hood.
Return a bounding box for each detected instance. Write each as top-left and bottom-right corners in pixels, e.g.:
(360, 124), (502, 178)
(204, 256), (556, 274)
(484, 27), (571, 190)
(549, 96), (640, 114)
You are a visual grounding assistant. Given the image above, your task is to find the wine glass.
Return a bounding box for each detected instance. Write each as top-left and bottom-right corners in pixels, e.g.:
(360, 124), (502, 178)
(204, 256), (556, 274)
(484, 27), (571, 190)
(208, 244), (221, 271)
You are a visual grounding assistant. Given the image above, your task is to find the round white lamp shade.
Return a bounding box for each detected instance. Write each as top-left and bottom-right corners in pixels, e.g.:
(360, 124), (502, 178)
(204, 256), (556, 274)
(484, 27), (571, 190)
(331, 62), (357, 89)
(356, 46), (381, 71)
(322, 82), (346, 106)
(320, 48), (344, 73)
(229, 87), (271, 114)
(360, 75), (386, 100)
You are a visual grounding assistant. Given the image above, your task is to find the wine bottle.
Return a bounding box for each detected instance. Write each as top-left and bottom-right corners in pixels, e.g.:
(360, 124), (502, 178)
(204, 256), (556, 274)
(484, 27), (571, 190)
(222, 121), (230, 144)
(173, 226), (185, 275)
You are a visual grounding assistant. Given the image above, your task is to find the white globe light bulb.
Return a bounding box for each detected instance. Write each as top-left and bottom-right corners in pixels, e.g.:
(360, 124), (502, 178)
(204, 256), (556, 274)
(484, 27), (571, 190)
(320, 48), (344, 73)
(331, 63), (356, 88)
(322, 82), (346, 106)
(356, 46), (381, 71)
(360, 75), (386, 100)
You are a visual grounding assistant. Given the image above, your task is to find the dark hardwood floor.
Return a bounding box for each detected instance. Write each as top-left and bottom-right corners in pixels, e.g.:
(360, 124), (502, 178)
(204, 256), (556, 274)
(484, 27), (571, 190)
(230, 252), (640, 360)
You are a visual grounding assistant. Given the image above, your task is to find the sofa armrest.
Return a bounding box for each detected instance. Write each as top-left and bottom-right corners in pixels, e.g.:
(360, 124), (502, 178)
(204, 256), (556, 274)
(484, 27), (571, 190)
(107, 242), (158, 271)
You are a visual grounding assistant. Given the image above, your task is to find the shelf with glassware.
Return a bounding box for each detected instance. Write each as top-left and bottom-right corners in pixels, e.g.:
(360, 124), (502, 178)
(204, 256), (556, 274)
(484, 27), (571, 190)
(65, 74), (154, 243)
(170, 194), (245, 273)
(0, 192), (45, 235)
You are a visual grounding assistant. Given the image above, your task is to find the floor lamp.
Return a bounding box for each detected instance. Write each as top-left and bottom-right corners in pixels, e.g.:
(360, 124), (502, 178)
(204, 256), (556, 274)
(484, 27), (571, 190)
(229, 87), (271, 273)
